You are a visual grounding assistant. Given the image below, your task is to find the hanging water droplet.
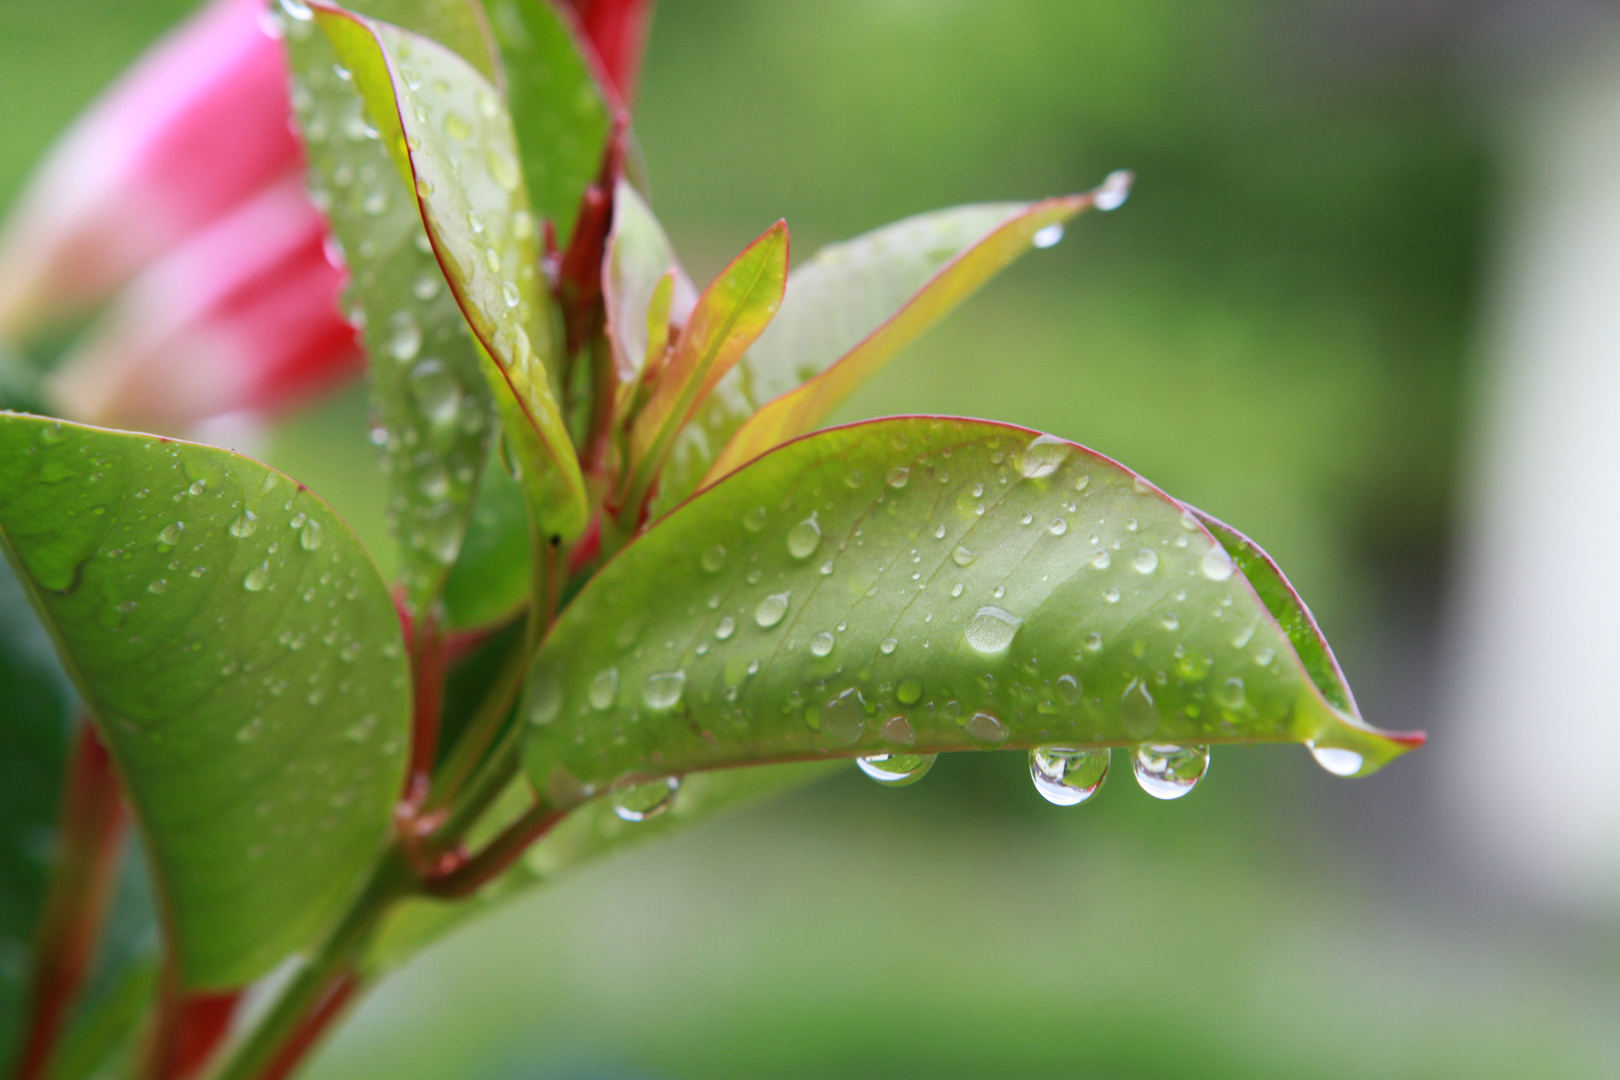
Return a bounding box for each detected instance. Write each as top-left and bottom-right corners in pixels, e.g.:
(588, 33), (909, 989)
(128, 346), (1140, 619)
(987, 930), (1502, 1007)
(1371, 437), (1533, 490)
(1132, 743), (1208, 799)
(1133, 548), (1159, 574)
(965, 605), (1022, 654)
(243, 562), (271, 592)
(701, 545), (726, 572)
(880, 637), (898, 655)
(612, 777), (680, 822)
(887, 466), (910, 488)
(1307, 742), (1364, 777)
(1093, 169), (1134, 211)
(715, 616), (736, 640)
(1031, 223), (1065, 249)
(158, 522), (183, 546)
(857, 753), (936, 787)
(1030, 746), (1110, 805)
(810, 632), (835, 657)
(1201, 545), (1235, 581)
(643, 670), (686, 709)
(588, 668), (618, 710)
(952, 544), (977, 567)
(1056, 673), (1082, 705)
(755, 592), (790, 628)
(787, 515), (822, 559)
(1020, 434), (1068, 479)
(820, 688), (867, 745)
(966, 711), (1009, 744)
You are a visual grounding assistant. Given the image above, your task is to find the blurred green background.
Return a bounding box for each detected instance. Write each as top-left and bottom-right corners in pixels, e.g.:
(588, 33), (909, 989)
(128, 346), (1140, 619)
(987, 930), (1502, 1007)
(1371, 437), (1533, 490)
(5, 1), (1617, 1077)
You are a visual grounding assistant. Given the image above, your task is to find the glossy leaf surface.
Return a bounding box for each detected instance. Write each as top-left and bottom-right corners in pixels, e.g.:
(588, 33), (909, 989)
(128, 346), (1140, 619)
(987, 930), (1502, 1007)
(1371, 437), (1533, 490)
(525, 418), (1416, 804)
(0, 557), (76, 1063)
(341, 0), (498, 80)
(440, 456), (530, 628)
(603, 181), (695, 411)
(484, 0), (613, 246)
(0, 414), (410, 988)
(655, 195), (1098, 516)
(286, 13), (494, 608)
(317, 7), (589, 540)
(625, 220), (787, 504)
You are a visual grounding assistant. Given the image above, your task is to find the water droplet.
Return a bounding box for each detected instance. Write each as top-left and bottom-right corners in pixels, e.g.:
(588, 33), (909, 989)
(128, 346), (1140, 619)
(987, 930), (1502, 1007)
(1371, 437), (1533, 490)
(881, 715), (917, 745)
(880, 637), (898, 655)
(1093, 169), (1134, 211)
(1049, 517), (1068, 536)
(1085, 632), (1103, 650)
(966, 712), (1009, 744)
(279, 0), (312, 20)
(1030, 747), (1110, 805)
(1216, 678), (1245, 709)
(158, 522), (183, 546)
(858, 753), (936, 787)
(1091, 550), (1112, 570)
(755, 592), (790, 628)
(299, 519), (324, 551)
(1056, 673), (1082, 705)
(715, 616), (736, 640)
(952, 545), (977, 567)
(887, 466), (910, 489)
(415, 177), (435, 198)
(787, 515), (821, 559)
(236, 718), (263, 743)
(390, 313), (422, 361)
(1161, 612), (1180, 630)
(408, 359), (462, 424)
(501, 280), (521, 308)
(702, 545), (726, 572)
(1133, 549), (1159, 574)
(1254, 647), (1274, 666)
(487, 149), (521, 192)
(1121, 680), (1158, 737)
(820, 688), (867, 745)
(147, 579), (168, 595)
(243, 563), (271, 592)
(1308, 742), (1364, 777)
(643, 670), (686, 709)
(1032, 223), (1065, 249)
(1020, 434), (1068, 479)
(810, 632), (835, 657)
(965, 606), (1022, 654)
(743, 506), (767, 532)
(188, 479), (207, 496)
(612, 778), (680, 822)
(950, 582), (964, 598)
(1104, 588), (1121, 603)
(1132, 743), (1208, 799)
(1201, 545), (1235, 581)
(588, 668), (618, 710)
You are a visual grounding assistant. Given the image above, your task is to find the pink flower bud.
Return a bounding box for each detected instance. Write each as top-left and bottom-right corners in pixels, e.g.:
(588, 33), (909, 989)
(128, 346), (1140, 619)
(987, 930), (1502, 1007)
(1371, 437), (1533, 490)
(0, 0), (302, 338)
(561, 0), (656, 107)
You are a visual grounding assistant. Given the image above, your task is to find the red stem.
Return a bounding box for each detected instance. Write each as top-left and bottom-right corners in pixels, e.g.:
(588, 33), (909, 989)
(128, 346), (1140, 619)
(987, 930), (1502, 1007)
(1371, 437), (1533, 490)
(11, 722), (126, 1080)
(143, 969), (242, 1080)
(421, 803), (565, 900)
(254, 970), (358, 1080)
(405, 609), (446, 808)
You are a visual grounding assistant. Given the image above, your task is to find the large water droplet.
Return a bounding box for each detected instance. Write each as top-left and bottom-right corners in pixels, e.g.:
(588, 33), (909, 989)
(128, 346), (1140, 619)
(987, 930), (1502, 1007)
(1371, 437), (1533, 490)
(1056, 673), (1082, 705)
(1029, 747), (1110, 805)
(1308, 742), (1364, 777)
(820, 688), (867, 745)
(715, 616), (736, 640)
(588, 668), (618, 710)
(966, 711), (1009, 744)
(1132, 743), (1208, 799)
(952, 544), (977, 567)
(612, 777), (679, 822)
(787, 515), (821, 559)
(1201, 545), (1235, 581)
(1032, 223), (1065, 249)
(643, 670), (686, 709)
(158, 522), (183, 546)
(966, 606), (1022, 654)
(755, 592), (790, 628)
(887, 466), (910, 488)
(1121, 679), (1158, 738)
(810, 632), (835, 657)
(1133, 548), (1159, 574)
(229, 511), (258, 538)
(1020, 434), (1069, 479)
(243, 562), (271, 592)
(857, 753), (936, 787)
(299, 518), (324, 551)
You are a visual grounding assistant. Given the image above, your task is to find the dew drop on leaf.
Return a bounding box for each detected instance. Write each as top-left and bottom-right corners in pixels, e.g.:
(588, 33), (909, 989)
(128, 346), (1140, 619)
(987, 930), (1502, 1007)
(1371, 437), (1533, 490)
(229, 511), (258, 538)
(966, 711), (1009, 744)
(755, 592), (790, 628)
(701, 545), (726, 572)
(1031, 223), (1064, 249)
(1020, 434), (1068, 479)
(810, 632), (835, 657)
(966, 606), (1022, 654)
(857, 753), (935, 787)
(952, 544), (976, 567)
(243, 563), (271, 592)
(643, 670), (686, 709)
(1133, 548), (1159, 574)
(1201, 545), (1235, 581)
(819, 688), (866, 746)
(1308, 742), (1364, 777)
(612, 777), (679, 822)
(1132, 743), (1208, 799)
(786, 515), (821, 559)
(588, 668), (618, 710)
(1056, 673), (1082, 705)
(1030, 747), (1109, 805)
(715, 616), (736, 640)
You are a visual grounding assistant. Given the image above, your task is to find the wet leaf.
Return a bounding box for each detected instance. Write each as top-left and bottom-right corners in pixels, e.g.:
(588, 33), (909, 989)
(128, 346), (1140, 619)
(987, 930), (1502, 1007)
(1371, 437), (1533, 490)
(484, 0), (613, 246)
(316, 7), (589, 540)
(286, 12), (494, 609)
(603, 181), (696, 416)
(623, 220), (787, 514)
(523, 418), (1418, 806)
(0, 557), (76, 1063)
(341, 0), (498, 80)
(0, 414), (411, 988)
(654, 194), (1102, 516)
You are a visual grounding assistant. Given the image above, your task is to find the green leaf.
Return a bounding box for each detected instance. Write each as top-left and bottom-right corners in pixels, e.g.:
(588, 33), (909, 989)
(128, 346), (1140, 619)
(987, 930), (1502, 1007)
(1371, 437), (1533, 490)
(624, 220), (788, 514)
(440, 457), (530, 629)
(0, 557), (76, 1064)
(603, 181), (695, 415)
(653, 194), (1102, 517)
(523, 417), (1418, 806)
(316, 6), (590, 541)
(340, 0), (499, 81)
(483, 0), (614, 246)
(286, 12), (495, 610)
(0, 414), (411, 989)
(363, 761), (837, 972)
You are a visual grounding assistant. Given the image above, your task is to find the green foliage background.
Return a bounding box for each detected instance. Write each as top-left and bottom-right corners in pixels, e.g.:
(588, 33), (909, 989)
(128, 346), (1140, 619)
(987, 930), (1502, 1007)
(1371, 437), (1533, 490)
(4, 1), (1611, 1078)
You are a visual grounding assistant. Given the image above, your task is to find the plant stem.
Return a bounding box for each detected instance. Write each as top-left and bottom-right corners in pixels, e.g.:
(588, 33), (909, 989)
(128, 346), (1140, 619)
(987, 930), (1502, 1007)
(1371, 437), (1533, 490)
(11, 722), (125, 1080)
(421, 800), (564, 900)
(421, 632), (528, 816)
(404, 609), (446, 807)
(202, 847), (414, 1080)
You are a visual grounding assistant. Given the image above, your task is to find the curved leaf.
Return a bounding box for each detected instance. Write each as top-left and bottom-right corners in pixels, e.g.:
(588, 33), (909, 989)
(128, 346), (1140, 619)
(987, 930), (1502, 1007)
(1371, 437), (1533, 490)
(623, 220), (787, 514)
(523, 417), (1417, 805)
(653, 191), (1107, 516)
(483, 0), (613, 246)
(440, 457), (530, 629)
(315, 6), (589, 540)
(0, 414), (411, 988)
(603, 181), (696, 412)
(286, 13), (495, 609)
(342, 0), (499, 80)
